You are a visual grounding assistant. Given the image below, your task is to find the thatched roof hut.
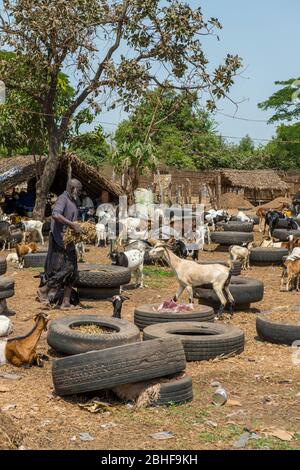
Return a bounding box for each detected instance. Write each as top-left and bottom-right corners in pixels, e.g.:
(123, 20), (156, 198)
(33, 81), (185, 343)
(221, 169), (289, 192)
(0, 154), (124, 201)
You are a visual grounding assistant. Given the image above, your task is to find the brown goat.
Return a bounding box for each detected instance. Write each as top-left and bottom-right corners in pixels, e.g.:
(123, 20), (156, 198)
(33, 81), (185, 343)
(4, 313), (49, 367)
(281, 259), (300, 292)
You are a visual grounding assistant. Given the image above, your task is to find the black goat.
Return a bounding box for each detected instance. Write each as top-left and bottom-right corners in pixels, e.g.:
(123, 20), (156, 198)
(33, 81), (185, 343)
(107, 295), (129, 319)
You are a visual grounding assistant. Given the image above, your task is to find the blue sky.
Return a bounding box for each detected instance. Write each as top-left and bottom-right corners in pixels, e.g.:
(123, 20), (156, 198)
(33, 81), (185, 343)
(98, 0), (300, 145)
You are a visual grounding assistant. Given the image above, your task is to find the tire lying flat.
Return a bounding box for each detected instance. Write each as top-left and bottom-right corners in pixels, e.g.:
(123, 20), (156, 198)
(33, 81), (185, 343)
(250, 247), (288, 265)
(198, 260), (242, 277)
(77, 286), (120, 300)
(210, 232), (253, 246)
(52, 337), (186, 396)
(193, 276), (264, 310)
(48, 315), (141, 355)
(24, 252), (47, 268)
(134, 303), (214, 331)
(0, 257), (7, 276)
(272, 229), (300, 241)
(256, 316), (300, 345)
(222, 222), (254, 233)
(75, 265), (131, 288)
(143, 322), (245, 361)
(0, 277), (14, 300)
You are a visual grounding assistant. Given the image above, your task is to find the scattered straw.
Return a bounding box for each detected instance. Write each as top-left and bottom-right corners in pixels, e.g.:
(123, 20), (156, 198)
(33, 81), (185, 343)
(71, 324), (115, 335)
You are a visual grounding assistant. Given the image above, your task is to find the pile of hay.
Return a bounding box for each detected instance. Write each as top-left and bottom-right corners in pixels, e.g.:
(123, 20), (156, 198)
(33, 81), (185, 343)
(64, 221), (96, 247)
(0, 411), (23, 450)
(219, 192), (253, 210)
(257, 196), (292, 211)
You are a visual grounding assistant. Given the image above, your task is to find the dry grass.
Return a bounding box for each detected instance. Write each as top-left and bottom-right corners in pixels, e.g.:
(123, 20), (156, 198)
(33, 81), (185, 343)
(71, 324), (115, 335)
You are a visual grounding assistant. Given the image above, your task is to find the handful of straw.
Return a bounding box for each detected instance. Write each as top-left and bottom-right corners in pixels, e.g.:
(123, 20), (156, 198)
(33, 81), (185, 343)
(64, 222), (97, 247)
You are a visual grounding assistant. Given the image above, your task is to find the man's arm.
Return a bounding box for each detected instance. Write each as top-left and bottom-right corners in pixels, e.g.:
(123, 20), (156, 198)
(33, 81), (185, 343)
(52, 195), (81, 233)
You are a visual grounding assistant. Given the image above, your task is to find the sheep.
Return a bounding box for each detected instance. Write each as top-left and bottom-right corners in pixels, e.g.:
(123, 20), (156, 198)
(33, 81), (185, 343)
(0, 312), (49, 367)
(110, 249), (145, 288)
(108, 295), (129, 319)
(15, 242), (38, 268)
(149, 242), (234, 318)
(229, 242), (254, 270)
(95, 222), (107, 247)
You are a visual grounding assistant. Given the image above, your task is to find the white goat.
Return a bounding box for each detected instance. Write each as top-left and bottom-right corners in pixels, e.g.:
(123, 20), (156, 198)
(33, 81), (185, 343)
(75, 242), (85, 262)
(110, 249), (145, 288)
(229, 242), (253, 270)
(95, 222), (107, 247)
(149, 243), (234, 317)
(236, 211), (253, 223)
(22, 220), (44, 245)
(6, 253), (19, 265)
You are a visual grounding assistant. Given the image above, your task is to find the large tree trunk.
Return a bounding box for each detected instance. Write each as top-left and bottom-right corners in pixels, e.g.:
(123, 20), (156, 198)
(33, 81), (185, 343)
(33, 133), (60, 220)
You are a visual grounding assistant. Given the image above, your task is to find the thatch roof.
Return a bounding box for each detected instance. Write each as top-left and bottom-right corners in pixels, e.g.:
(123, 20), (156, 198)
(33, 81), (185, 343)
(221, 169), (289, 192)
(0, 155), (45, 193)
(0, 154), (124, 199)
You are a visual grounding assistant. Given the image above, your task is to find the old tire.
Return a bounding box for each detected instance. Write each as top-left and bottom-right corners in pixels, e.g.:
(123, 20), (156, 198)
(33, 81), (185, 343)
(223, 222), (254, 233)
(143, 322), (245, 361)
(256, 316), (300, 345)
(52, 337), (186, 396)
(250, 247), (288, 265)
(210, 232), (253, 246)
(198, 260), (242, 277)
(47, 315), (141, 355)
(193, 276), (264, 310)
(24, 252), (48, 268)
(0, 257), (7, 276)
(77, 286), (120, 300)
(272, 229), (300, 241)
(0, 277), (14, 300)
(134, 304), (214, 331)
(75, 265), (131, 288)
(155, 376), (193, 405)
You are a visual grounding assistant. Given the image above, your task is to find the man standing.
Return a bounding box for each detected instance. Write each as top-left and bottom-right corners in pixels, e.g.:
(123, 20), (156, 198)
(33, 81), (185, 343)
(38, 179), (82, 308)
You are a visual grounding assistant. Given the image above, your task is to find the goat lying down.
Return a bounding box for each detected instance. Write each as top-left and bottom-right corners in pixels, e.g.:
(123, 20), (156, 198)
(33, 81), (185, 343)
(149, 242), (234, 318)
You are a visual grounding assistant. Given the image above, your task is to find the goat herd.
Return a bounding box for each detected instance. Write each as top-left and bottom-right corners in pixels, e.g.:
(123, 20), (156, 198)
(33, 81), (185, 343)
(0, 204), (299, 409)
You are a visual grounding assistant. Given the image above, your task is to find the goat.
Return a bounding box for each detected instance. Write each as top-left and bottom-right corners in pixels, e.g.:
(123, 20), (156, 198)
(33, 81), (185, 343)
(75, 241), (85, 262)
(256, 207), (269, 233)
(95, 222), (107, 247)
(21, 220), (44, 245)
(0, 221), (12, 251)
(0, 316), (13, 337)
(149, 242), (234, 318)
(205, 210), (229, 230)
(15, 242), (38, 268)
(281, 258), (300, 292)
(229, 242), (254, 270)
(110, 249), (145, 288)
(108, 295), (129, 319)
(235, 211), (253, 223)
(6, 252), (19, 265)
(0, 312), (49, 367)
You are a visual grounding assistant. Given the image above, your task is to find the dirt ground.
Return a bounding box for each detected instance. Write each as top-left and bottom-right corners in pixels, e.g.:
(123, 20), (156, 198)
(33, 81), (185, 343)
(1, 235), (300, 451)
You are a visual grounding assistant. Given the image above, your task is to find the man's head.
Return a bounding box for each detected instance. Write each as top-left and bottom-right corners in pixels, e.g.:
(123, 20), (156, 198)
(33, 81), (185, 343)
(66, 179), (82, 200)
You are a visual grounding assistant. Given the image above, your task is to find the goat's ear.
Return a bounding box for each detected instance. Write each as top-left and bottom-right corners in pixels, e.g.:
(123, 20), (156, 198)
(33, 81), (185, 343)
(120, 295), (130, 301)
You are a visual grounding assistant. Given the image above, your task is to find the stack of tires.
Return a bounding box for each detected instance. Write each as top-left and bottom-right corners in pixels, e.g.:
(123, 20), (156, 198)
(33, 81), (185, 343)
(0, 256), (15, 316)
(75, 264), (131, 299)
(211, 221), (254, 247)
(49, 315), (192, 406)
